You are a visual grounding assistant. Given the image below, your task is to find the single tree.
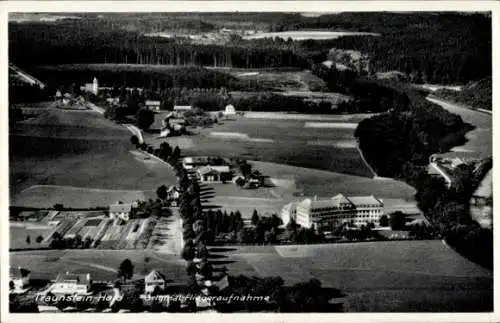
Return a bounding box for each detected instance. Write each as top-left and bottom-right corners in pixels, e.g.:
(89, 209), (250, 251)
(36, 235), (44, 243)
(389, 211), (407, 230)
(117, 259), (134, 281)
(379, 214), (389, 227)
(26, 235), (31, 245)
(136, 108), (154, 130)
(130, 135), (139, 146)
(251, 210), (260, 226)
(156, 185), (168, 201)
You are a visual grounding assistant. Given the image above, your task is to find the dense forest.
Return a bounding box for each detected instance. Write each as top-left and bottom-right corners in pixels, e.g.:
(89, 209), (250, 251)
(434, 77), (492, 111)
(9, 21), (308, 70)
(33, 66), (239, 91)
(9, 12), (491, 85)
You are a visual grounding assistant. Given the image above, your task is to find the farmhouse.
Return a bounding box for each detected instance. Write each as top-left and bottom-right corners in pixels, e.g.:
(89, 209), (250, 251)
(145, 100), (161, 112)
(182, 156), (210, 170)
(144, 270), (166, 294)
(222, 104), (237, 120)
(51, 272), (92, 295)
(294, 194), (384, 230)
(197, 166), (232, 183)
(167, 185), (180, 202)
(106, 97), (120, 106)
(10, 267), (31, 292)
(174, 105), (193, 112)
(109, 202), (132, 222)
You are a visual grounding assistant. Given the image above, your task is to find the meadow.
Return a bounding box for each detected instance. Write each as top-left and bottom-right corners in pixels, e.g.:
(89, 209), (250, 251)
(180, 118), (373, 178)
(10, 107), (176, 207)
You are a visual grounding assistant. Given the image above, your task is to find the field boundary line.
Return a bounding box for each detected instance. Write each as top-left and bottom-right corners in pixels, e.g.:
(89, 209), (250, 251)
(355, 142), (378, 178)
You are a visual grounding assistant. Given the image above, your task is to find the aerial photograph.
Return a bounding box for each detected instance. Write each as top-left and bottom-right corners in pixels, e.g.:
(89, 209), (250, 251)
(7, 7), (493, 315)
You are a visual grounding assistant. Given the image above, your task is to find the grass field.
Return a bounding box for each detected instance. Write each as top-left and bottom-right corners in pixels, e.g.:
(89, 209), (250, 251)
(13, 186), (146, 208)
(170, 118), (374, 178)
(10, 225), (53, 249)
(10, 240), (492, 311)
(10, 107), (177, 206)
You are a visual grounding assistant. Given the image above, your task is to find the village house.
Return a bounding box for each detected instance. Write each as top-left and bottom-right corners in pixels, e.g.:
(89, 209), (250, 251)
(106, 97), (120, 106)
(222, 104), (237, 120)
(182, 156), (210, 170)
(173, 105), (193, 113)
(10, 267), (31, 293)
(62, 93), (72, 105)
(144, 270), (166, 294)
(145, 100), (161, 113)
(196, 166), (232, 183)
(51, 272), (92, 295)
(109, 202), (133, 222)
(167, 186), (180, 204)
(291, 194), (384, 230)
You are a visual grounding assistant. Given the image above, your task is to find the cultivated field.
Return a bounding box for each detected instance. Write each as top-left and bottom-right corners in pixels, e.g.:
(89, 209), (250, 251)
(215, 240), (492, 312)
(221, 68), (328, 92)
(242, 30), (380, 40)
(13, 186), (146, 208)
(170, 117), (373, 177)
(10, 249), (188, 282)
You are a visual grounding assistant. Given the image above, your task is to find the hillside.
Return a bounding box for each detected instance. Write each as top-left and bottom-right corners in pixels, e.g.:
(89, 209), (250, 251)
(434, 78), (492, 111)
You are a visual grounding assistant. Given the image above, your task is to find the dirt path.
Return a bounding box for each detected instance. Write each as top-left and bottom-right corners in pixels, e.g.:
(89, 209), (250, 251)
(150, 208), (184, 255)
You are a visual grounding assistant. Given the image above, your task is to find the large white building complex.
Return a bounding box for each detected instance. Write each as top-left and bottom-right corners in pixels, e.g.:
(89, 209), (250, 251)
(281, 194), (384, 230)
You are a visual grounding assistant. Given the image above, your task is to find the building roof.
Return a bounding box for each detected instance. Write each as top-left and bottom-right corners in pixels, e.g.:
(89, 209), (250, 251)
(174, 105), (192, 110)
(145, 100), (161, 105)
(168, 118), (186, 124)
(167, 186), (179, 192)
(223, 104), (236, 114)
(183, 156), (209, 165)
(145, 270), (166, 282)
(331, 193), (352, 205)
(209, 166), (231, 173)
(346, 195), (383, 206)
(197, 166), (221, 176)
(109, 203), (132, 213)
(298, 194), (383, 211)
(55, 272), (91, 285)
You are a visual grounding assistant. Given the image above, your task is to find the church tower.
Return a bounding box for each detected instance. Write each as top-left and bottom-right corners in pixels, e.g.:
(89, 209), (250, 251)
(92, 77), (99, 95)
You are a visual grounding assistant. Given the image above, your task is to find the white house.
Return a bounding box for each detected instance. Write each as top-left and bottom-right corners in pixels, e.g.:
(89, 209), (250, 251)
(222, 104), (237, 120)
(109, 203), (132, 221)
(145, 100), (161, 113)
(10, 267), (31, 292)
(173, 105), (192, 112)
(182, 156), (210, 170)
(294, 194), (384, 230)
(144, 270), (166, 294)
(167, 186), (180, 203)
(197, 166), (232, 183)
(51, 272), (92, 295)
